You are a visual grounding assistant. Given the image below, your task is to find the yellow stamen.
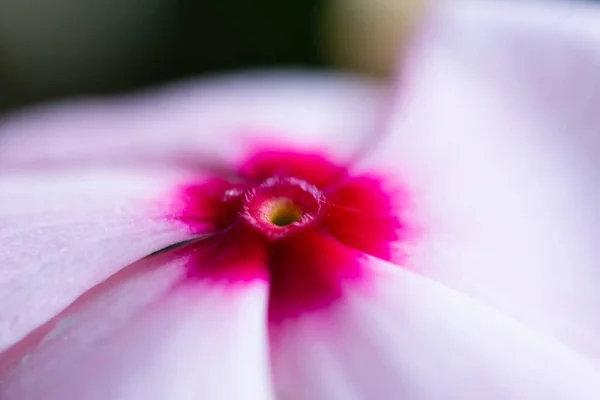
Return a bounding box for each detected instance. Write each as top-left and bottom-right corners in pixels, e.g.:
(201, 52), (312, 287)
(267, 198), (302, 227)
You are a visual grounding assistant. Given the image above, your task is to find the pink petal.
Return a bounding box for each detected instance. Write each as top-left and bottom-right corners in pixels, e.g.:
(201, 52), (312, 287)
(270, 258), (600, 399)
(357, 0), (600, 362)
(0, 249), (273, 400)
(0, 168), (196, 351)
(0, 72), (384, 169)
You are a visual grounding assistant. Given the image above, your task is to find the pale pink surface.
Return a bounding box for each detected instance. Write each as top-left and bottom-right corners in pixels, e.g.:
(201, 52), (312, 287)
(1, 0), (600, 399)
(0, 168), (194, 352)
(0, 72), (384, 169)
(0, 250), (273, 399)
(271, 257), (600, 399)
(356, 0), (600, 365)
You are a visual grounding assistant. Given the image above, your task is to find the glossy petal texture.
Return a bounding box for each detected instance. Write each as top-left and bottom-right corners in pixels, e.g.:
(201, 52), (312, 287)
(357, 0), (600, 365)
(0, 250), (274, 400)
(0, 72), (384, 170)
(271, 258), (600, 399)
(0, 168), (194, 351)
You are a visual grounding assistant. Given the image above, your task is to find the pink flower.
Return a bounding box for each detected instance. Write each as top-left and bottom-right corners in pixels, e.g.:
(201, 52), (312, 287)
(2, 1), (600, 398)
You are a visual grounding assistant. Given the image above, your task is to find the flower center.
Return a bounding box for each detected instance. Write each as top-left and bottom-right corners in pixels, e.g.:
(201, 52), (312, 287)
(175, 150), (408, 322)
(242, 177), (324, 239)
(265, 198), (302, 226)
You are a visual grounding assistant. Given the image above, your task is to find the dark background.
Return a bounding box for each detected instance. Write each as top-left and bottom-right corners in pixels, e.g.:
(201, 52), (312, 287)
(0, 0), (330, 112)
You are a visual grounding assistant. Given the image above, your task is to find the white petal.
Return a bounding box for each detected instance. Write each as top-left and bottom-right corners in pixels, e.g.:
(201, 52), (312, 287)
(357, 0), (600, 362)
(0, 250), (274, 400)
(271, 257), (600, 399)
(0, 168), (195, 351)
(0, 72), (384, 169)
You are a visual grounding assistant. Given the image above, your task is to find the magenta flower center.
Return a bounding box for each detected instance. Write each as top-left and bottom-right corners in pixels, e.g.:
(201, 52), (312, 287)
(242, 177), (325, 239)
(176, 151), (406, 323)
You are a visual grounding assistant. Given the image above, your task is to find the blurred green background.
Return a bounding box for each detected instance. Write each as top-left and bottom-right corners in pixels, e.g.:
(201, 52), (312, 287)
(0, 0), (424, 112)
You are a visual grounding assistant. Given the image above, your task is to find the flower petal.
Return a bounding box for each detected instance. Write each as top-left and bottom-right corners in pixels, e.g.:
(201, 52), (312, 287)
(0, 249), (273, 400)
(0, 168), (196, 351)
(0, 72), (384, 169)
(270, 258), (600, 399)
(357, 0), (600, 362)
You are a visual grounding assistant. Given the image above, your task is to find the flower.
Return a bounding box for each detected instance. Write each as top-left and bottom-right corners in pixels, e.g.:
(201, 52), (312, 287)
(2, 1), (600, 399)
(173, 150), (408, 324)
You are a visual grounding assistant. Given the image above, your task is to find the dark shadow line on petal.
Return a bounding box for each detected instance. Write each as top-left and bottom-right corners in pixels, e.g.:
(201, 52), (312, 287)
(144, 235), (212, 258)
